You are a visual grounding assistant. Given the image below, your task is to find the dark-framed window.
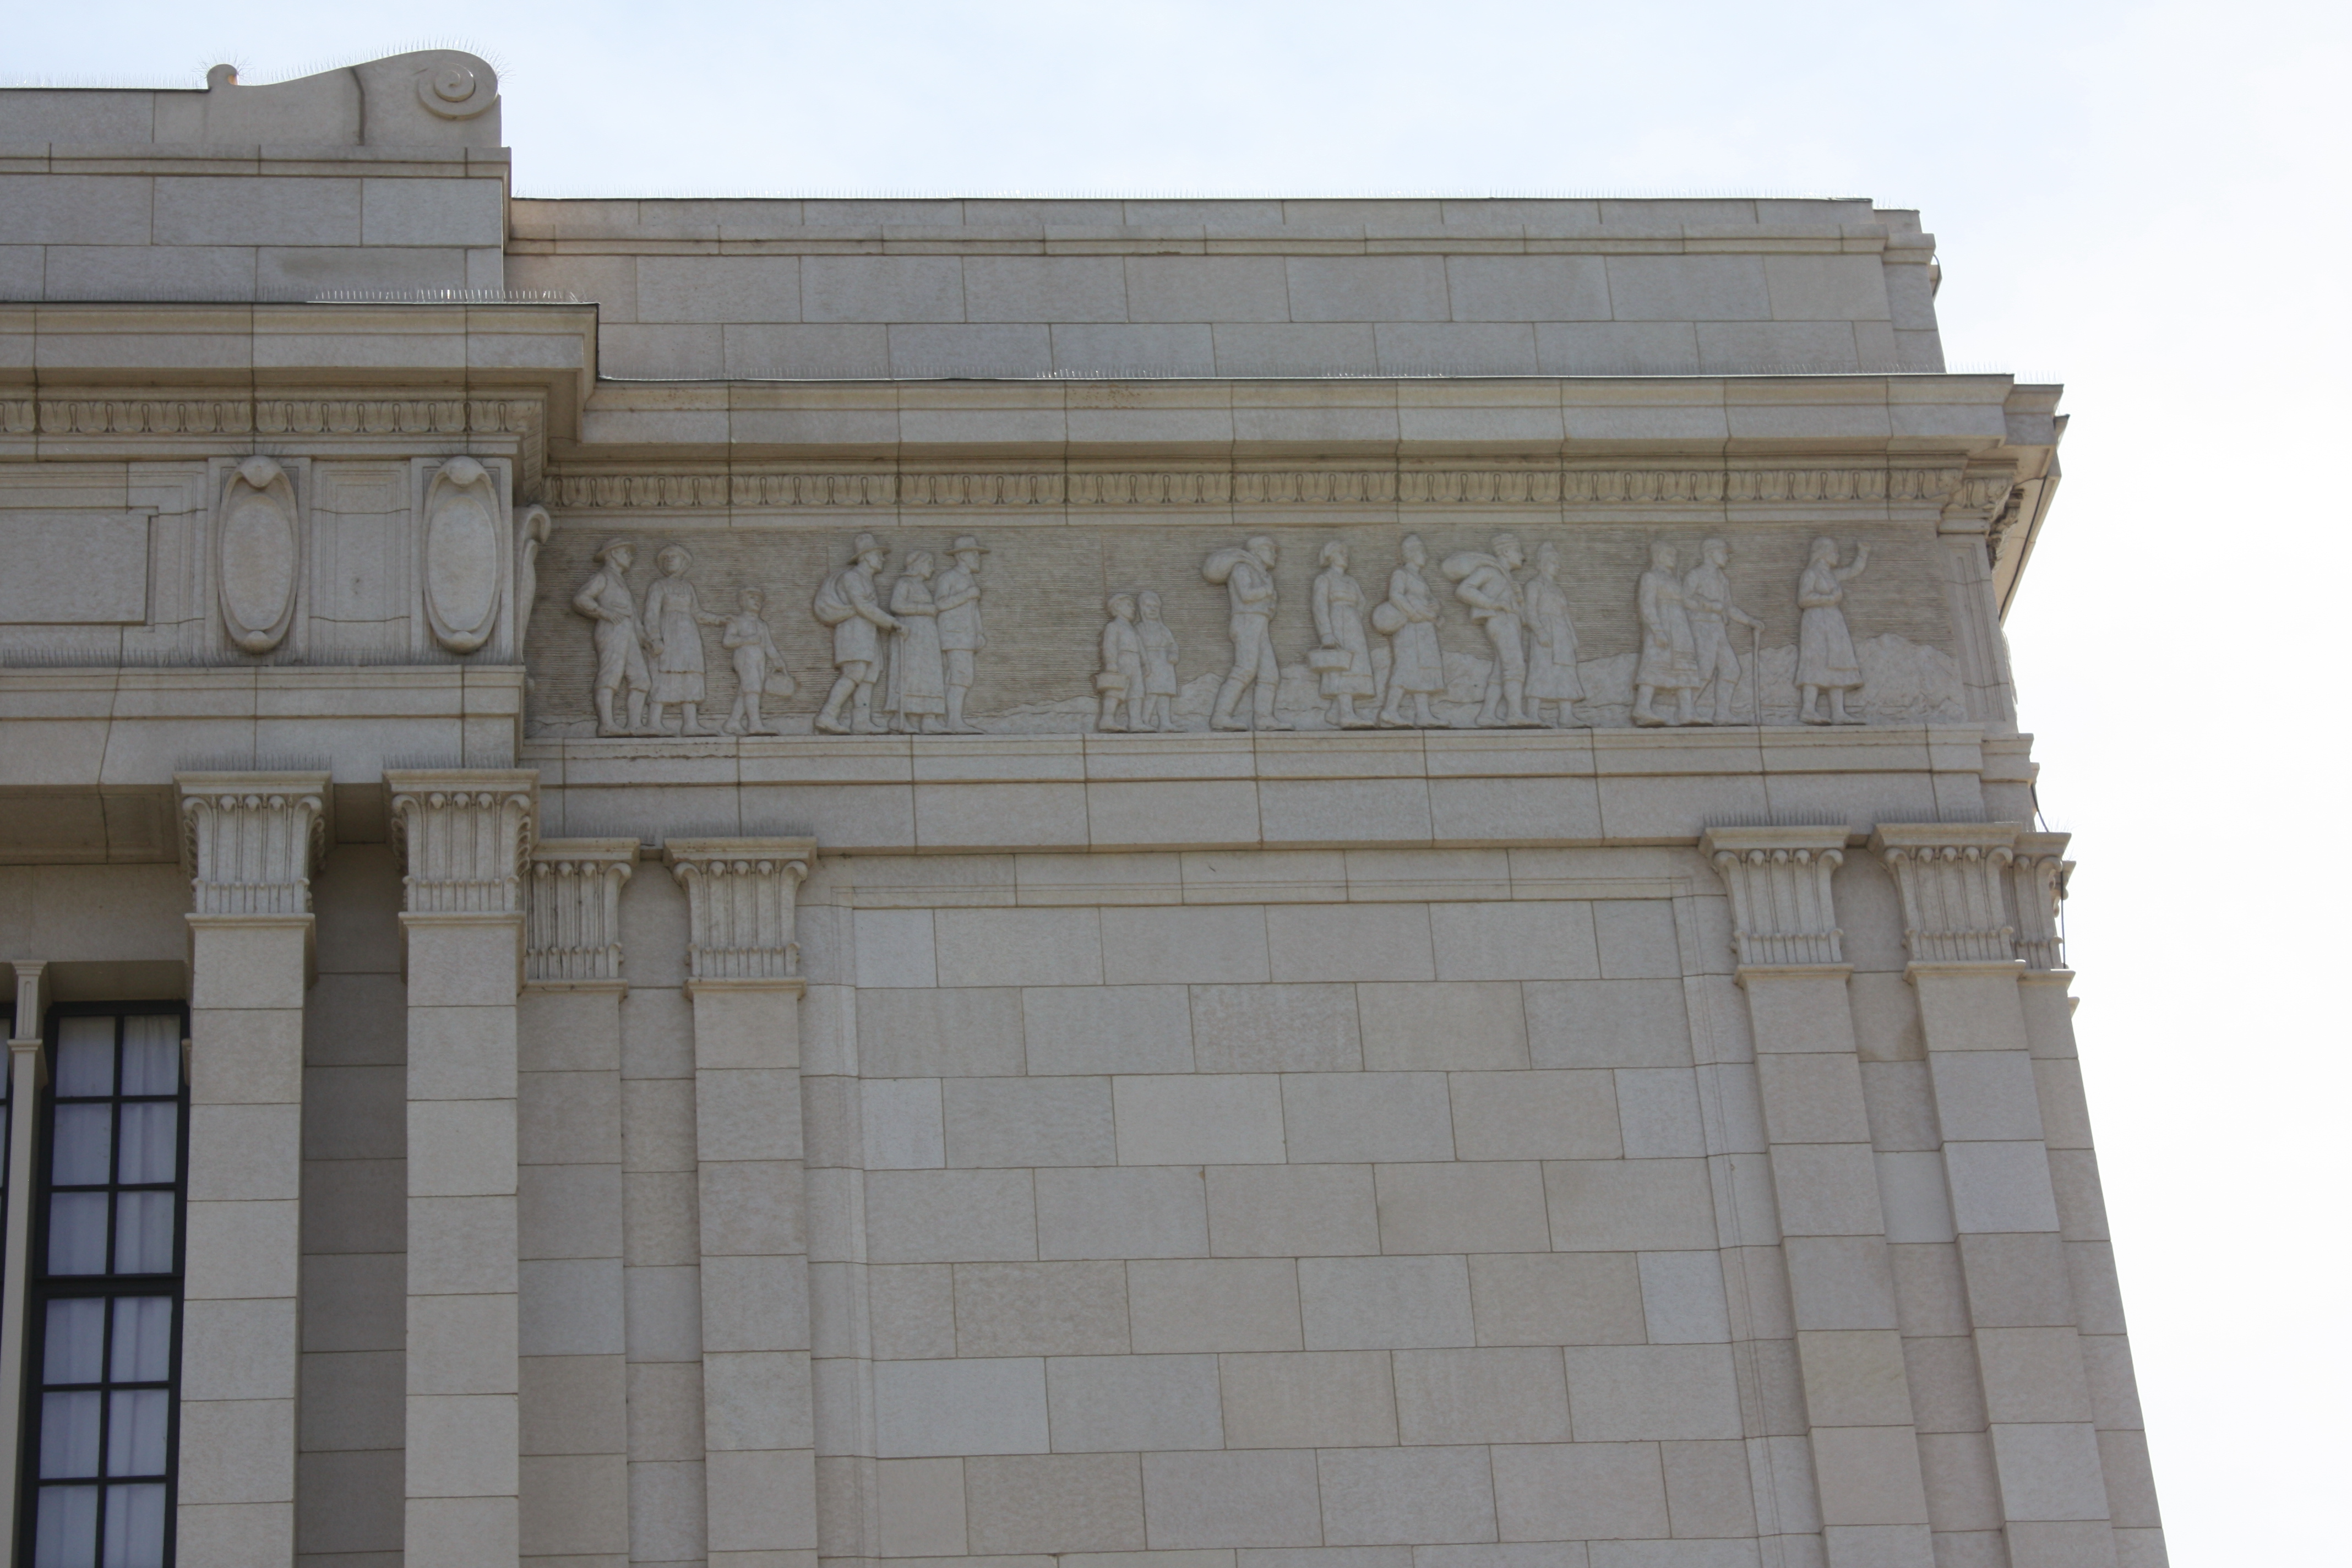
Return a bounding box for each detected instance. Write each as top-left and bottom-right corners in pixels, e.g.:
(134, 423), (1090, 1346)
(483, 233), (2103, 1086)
(18, 1005), (187, 1568)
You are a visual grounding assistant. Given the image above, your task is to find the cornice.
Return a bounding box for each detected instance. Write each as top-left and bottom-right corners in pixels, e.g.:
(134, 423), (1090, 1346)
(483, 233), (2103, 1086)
(543, 461), (1979, 513)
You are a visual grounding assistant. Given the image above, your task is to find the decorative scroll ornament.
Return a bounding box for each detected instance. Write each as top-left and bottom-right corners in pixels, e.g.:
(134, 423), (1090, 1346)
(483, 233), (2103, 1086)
(1869, 822), (2021, 964)
(217, 456), (300, 654)
(176, 771), (331, 916)
(1700, 825), (1849, 967)
(422, 456), (506, 654)
(415, 56), (497, 119)
(526, 839), (637, 986)
(385, 770), (540, 915)
(664, 838), (815, 984)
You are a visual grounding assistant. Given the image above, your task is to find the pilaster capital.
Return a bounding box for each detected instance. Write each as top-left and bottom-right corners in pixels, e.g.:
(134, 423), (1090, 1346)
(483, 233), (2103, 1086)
(8, 961), (45, 1057)
(1700, 825), (1849, 967)
(526, 838), (638, 989)
(2012, 830), (2072, 972)
(1868, 821), (2023, 966)
(385, 769), (540, 916)
(664, 837), (815, 987)
(175, 770), (331, 916)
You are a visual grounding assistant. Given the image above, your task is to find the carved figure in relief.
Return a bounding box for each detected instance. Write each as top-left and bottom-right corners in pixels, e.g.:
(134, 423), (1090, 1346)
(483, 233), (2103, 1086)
(644, 545), (727, 736)
(934, 535), (988, 732)
(1206, 535), (1288, 731)
(1138, 591), (1180, 732)
(1634, 541), (1704, 727)
(1523, 541), (1585, 727)
(813, 533), (902, 735)
(884, 551), (949, 733)
(1374, 534), (1444, 728)
(573, 539), (655, 737)
(1447, 533), (1535, 727)
(721, 588), (793, 736)
(1097, 594), (1146, 731)
(1796, 537), (1870, 725)
(1683, 538), (1763, 726)
(1310, 542), (1378, 727)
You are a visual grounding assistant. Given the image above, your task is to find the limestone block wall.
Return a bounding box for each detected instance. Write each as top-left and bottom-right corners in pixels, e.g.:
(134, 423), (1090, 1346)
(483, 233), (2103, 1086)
(510, 197), (1942, 382)
(0, 52), (508, 303)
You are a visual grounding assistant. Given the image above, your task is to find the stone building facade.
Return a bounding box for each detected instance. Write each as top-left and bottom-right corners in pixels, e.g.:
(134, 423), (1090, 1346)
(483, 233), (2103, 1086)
(0, 49), (2160, 1568)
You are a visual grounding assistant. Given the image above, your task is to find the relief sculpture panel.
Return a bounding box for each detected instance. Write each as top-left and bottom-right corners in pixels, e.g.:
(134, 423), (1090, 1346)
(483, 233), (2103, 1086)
(524, 519), (1964, 739)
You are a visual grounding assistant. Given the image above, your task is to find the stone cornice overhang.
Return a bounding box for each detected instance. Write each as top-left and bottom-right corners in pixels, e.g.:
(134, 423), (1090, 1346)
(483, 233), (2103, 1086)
(0, 300), (2061, 606)
(0, 301), (596, 494)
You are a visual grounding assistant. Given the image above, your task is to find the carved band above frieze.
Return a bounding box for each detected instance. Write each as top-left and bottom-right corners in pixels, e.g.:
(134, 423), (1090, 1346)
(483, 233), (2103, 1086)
(542, 464), (1978, 513)
(12, 395), (541, 439)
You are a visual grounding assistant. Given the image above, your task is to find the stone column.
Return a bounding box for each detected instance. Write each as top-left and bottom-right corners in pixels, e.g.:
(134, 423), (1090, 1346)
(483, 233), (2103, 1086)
(1873, 824), (2121, 1568)
(1702, 827), (1937, 1568)
(1, 961), (51, 1554)
(664, 837), (819, 1568)
(173, 772), (330, 1568)
(518, 839), (638, 1565)
(388, 770), (540, 1568)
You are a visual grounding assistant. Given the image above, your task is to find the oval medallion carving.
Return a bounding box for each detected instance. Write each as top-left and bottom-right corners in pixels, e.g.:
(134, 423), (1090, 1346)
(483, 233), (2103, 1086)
(218, 456), (298, 654)
(423, 456), (504, 654)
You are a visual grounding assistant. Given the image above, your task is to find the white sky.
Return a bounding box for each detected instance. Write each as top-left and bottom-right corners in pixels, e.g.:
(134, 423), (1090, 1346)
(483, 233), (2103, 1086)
(14, 2), (2350, 1558)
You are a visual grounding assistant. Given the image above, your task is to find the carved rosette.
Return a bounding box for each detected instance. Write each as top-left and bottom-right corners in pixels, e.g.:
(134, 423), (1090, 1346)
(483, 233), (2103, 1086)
(422, 456), (507, 654)
(526, 839), (637, 986)
(2011, 831), (2071, 972)
(1700, 825), (1849, 967)
(385, 769), (539, 914)
(663, 837), (815, 984)
(1869, 822), (2021, 964)
(176, 771), (331, 916)
(217, 455), (301, 654)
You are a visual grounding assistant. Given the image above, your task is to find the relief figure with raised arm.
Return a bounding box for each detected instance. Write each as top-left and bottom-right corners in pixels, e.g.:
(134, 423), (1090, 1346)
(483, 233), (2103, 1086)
(1796, 536), (1870, 725)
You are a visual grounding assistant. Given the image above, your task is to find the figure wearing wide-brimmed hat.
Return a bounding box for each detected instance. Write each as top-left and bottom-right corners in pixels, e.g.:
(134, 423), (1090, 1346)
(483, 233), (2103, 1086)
(572, 538), (654, 736)
(812, 532), (901, 734)
(933, 535), (988, 732)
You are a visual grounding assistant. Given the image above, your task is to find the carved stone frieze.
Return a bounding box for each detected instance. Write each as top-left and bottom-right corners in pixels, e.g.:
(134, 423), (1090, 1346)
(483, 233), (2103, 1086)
(177, 770), (331, 915)
(1700, 825), (1849, 967)
(386, 769), (540, 915)
(542, 464), (1973, 513)
(1870, 821), (2022, 965)
(527, 521), (1962, 739)
(217, 456), (301, 654)
(663, 837), (814, 984)
(526, 838), (636, 986)
(421, 456), (507, 654)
